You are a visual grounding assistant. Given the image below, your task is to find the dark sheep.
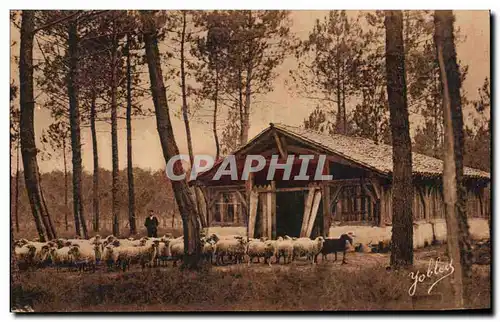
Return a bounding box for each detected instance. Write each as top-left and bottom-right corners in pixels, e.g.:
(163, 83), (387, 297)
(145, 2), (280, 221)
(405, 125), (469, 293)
(320, 234), (353, 264)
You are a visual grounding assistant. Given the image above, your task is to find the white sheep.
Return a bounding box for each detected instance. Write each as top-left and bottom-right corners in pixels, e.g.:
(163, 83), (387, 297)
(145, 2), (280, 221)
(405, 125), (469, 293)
(49, 246), (73, 270)
(215, 237), (247, 265)
(292, 236), (325, 264)
(154, 240), (171, 266)
(201, 234), (220, 264)
(68, 243), (101, 272)
(169, 238), (184, 266)
(276, 236), (294, 264)
(246, 238), (276, 266)
(102, 245), (119, 270)
(15, 244), (37, 268)
(105, 243), (158, 271)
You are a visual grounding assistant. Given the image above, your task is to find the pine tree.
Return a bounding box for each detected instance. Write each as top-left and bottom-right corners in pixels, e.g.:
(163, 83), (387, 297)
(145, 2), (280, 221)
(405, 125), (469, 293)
(385, 10), (414, 268)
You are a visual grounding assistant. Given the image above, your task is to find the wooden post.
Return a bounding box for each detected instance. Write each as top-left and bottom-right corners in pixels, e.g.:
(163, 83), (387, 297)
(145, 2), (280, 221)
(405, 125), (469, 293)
(271, 181), (277, 239)
(305, 189), (322, 238)
(206, 188), (212, 225)
(321, 160), (330, 237)
(301, 188), (315, 237)
(219, 193), (225, 223)
(261, 192), (267, 238)
(232, 192), (238, 224)
(246, 172), (254, 238)
(272, 131), (288, 159)
(329, 184), (344, 224)
(266, 185), (273, 240)
(379, 187), (386, 227)
(322, 183), (331, 237)
(248, 190), (258, 238)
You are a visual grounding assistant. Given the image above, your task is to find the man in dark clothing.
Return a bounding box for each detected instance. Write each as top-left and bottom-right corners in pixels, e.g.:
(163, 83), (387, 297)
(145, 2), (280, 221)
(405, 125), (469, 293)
(144, 210), (159, 237)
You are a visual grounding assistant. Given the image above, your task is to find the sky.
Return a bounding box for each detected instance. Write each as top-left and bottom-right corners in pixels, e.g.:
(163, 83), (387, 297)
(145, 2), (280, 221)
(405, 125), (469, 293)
(9, 10), (490, 173)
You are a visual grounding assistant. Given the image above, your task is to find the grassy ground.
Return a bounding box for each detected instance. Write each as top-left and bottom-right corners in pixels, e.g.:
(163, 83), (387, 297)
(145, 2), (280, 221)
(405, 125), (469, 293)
(11, 245), (490, 312)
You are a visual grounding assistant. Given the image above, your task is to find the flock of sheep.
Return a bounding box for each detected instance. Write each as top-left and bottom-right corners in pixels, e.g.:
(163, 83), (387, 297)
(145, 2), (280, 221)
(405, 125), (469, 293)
(14, 232), (356, 272)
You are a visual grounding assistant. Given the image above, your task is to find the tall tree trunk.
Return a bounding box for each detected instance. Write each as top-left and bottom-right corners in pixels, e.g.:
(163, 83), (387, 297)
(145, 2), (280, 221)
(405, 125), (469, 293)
(238, 69), (244, 146)
(90, 93), (100, 232)
(435, 9), (472, 308)
(62, 138), (68, 231)
(179, 12), (206, 228)
(111, 26), (120, 237)
(15, 141), (20, 233)
(433, 74), (440, 158)
(142, 15), (201, 269)
(213, 68), (220, 160)
(342, 78), (347, 133)
(241, 65), (252, 145)
(385, 10), (414, 268)
(335, 58), (343, 134)
(180, 11), (194, 167)
(126, 34), (136, 235)
(19, 10), (48, 242)
(38, 169), (56, 238)
(67, 18), (87, 239)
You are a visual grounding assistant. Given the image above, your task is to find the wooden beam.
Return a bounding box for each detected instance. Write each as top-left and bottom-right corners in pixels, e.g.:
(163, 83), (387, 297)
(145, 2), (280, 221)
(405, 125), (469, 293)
(286, 145), (321, 156)
(300, 188), (316, 237)
(369, 178), (381, 200)
(219, 193), (225, 223)
(360, 179), (377, 203)
(235, 190), (248, 210)
(245, 172), (254, 238)
(322, 185), (331, 237)
(267, 186), (273, 240)
(254, 186), (313, 193)
(271, 181), (277, 239)
(261, 192), (267, 238)
(329, 184), (344, 209)
(210, 185), (246, 191)
(325, 178), (362, 186)
(248, 190), (258, 238)
(273, 130), (288, 159)
(208, 191), (221, 209)
(305, 189), (322, 237)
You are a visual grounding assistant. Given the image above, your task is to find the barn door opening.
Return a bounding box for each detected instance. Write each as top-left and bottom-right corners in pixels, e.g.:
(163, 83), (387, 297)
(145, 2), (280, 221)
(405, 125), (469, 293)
(276, 190), (306, 238)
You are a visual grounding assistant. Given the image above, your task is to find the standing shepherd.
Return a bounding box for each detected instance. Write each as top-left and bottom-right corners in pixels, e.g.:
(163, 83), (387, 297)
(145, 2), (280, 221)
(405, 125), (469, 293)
(144, 210), (159, 237)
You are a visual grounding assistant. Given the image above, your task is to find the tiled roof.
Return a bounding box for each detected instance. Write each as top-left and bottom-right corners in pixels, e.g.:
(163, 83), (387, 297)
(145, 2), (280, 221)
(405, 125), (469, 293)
(268, 123), (490, 179)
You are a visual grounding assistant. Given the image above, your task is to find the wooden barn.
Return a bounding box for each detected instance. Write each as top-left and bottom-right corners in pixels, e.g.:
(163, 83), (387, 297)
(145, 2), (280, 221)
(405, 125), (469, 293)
(191, 123), (490, 246)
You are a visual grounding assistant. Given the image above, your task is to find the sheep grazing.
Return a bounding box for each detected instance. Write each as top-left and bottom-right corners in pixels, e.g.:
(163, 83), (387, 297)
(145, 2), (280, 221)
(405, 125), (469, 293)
(35, 244), (52, 267)
(155, 240), (171, 267)
(14, 238), (29, 248)
(15, 244), (37, 269)
(169, 238), (184, 267)
(201, 234), (219, 264)
(102, 245), (119, 270)
(68, 243), (101, 272)
(88, 235), (102, 245)
(275, 236), (294, 264)
(103, 242), (158, 271)
(246, 238), (276, 266)
(292, 236), (325, 264)
(215, 236), (247, 265)
(49, 246), (73, 270)
(321, 234), (354, 264)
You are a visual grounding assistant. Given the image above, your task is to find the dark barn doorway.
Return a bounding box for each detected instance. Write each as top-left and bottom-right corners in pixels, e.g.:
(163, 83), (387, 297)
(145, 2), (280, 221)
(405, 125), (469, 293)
(276, 191), (306, 237)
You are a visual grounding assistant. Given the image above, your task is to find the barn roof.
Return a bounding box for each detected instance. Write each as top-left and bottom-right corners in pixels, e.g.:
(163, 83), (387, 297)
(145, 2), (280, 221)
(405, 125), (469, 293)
(234, 123), (490, 180)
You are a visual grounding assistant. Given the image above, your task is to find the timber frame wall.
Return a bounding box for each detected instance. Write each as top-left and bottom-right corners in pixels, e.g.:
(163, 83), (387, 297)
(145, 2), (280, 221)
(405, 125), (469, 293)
(196, 176), (490, 239)
(193, 126), (490, 238)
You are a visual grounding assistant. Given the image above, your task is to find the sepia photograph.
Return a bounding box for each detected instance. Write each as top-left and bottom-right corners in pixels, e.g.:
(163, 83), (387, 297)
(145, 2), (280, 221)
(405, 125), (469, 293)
(9, 7), (491, 313)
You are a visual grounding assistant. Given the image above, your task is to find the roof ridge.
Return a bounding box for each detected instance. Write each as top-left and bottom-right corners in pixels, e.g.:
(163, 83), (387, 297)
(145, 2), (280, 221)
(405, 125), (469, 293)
(273, 122), (489, 178)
